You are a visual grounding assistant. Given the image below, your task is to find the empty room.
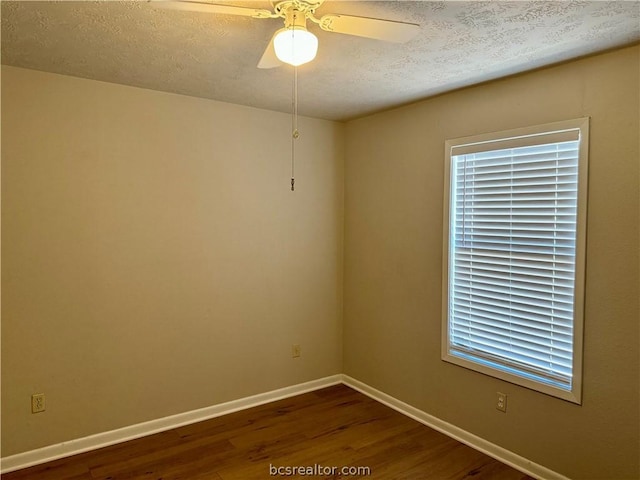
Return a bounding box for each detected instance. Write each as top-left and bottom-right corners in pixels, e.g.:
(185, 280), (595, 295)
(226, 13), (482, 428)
(1, 1), (639, 479)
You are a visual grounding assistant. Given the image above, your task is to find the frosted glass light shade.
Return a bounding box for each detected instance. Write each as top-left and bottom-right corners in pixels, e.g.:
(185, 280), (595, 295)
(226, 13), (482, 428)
(273, 26), (318, 66)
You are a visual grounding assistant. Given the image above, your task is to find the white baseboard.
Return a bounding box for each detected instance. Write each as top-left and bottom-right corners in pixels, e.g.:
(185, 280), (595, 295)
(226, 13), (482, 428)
(2, 374), (568, 480)
(0, 375), (342, 474)
(341, 375), (570, 480)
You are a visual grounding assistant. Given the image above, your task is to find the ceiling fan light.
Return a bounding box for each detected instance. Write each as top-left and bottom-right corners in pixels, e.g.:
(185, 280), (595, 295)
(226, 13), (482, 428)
(273, 26), (318, 66)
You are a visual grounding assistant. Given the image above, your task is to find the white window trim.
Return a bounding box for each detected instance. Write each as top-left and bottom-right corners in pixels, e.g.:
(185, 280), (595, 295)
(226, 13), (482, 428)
(441, 118), (589, 404)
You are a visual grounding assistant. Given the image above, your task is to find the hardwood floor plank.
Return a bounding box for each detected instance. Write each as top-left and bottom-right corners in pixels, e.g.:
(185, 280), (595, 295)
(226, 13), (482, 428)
(0, 456), (90, 480)
(78, 430), (184, 474)
(89, 438), (235, 480)
(1, 385), (534, 480)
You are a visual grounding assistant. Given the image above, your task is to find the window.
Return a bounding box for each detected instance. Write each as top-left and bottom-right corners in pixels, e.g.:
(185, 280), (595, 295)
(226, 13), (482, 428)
(442, 118), (589, 404)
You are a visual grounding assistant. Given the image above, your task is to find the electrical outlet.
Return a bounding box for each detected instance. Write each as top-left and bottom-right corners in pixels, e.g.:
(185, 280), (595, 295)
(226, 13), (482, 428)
(496, 392), (507, 413)
(292, 344), (301, 358)
(32, 393), (46, 413)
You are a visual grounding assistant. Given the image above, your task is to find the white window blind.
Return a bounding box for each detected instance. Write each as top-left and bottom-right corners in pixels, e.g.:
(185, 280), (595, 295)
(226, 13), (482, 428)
(442, 119), (588, 403)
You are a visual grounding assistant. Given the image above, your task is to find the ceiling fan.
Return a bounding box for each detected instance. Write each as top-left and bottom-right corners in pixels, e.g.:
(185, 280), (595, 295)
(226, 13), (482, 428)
(151, 0), (420, 68)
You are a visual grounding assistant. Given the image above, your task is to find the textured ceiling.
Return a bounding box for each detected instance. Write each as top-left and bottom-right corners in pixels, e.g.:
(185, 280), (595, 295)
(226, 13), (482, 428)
(2, 1), (639, 121)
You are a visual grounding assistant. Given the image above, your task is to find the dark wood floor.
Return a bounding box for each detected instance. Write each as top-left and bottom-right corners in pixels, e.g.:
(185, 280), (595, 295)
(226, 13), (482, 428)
(2, 385), (533, 480)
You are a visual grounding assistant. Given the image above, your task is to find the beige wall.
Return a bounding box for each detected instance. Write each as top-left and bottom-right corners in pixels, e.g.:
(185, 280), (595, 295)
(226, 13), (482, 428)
(344, 45), (639, 480)
(1, 66), (344, 456)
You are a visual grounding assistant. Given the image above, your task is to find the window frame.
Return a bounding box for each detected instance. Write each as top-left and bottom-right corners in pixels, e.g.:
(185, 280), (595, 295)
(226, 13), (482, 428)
(441, 118), (589, 404)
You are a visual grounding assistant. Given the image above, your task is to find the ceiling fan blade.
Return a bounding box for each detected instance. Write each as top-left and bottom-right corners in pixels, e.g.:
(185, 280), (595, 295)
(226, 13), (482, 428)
(319, 14), (419, 43)
(257, 34), (283, 69)
(150, 1), (273, 18)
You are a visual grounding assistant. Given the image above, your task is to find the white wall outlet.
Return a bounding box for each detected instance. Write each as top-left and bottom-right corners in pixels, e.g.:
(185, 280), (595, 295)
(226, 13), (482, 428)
(496, 392), (507, 413)
(32, 393), (46, 413)
(292, 344), (301, 358)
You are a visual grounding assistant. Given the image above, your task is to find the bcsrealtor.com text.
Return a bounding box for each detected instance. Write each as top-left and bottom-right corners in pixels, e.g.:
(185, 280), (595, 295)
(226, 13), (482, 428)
(269, 463), (371, 477)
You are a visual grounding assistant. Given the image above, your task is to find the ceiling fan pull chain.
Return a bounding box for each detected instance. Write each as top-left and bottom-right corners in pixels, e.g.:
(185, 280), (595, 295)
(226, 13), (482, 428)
(291, 64), (299, 191)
